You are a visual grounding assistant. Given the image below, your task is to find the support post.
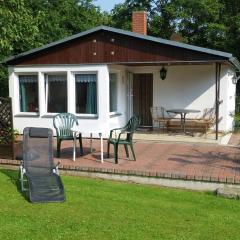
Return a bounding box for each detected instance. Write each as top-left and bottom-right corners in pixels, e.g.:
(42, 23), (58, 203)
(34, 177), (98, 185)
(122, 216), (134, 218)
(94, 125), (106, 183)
(215, 63), (221, 140)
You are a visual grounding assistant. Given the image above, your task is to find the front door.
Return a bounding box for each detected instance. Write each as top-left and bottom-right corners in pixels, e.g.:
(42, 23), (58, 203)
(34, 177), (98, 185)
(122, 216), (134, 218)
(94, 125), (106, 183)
(133, 73), (153, 127)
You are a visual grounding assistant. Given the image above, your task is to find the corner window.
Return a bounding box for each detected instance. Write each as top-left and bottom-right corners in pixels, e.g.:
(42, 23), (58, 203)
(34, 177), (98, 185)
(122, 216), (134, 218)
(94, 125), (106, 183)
(45, 74), (67, 113)
(109, 73), (117, 113)
(19, 75), (38, 112)
(75, 74), (97, 114)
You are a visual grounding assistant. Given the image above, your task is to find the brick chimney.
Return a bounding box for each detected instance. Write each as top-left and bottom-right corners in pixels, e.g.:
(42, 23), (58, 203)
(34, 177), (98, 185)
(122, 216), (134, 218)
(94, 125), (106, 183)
(132, 11), (147, 35)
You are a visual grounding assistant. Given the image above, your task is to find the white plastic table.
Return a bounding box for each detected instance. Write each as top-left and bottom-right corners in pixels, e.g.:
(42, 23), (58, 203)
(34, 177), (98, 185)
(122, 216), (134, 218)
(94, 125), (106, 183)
(71, 126), (108, 163)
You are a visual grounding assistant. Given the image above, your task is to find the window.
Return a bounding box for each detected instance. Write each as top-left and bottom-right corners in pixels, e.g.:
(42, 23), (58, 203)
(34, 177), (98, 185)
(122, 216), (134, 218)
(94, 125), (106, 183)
(109, 73), (117, 113)
(75, 74), (97, 114)
(45, 74), (67, 113)
(19, 75), (38, 112)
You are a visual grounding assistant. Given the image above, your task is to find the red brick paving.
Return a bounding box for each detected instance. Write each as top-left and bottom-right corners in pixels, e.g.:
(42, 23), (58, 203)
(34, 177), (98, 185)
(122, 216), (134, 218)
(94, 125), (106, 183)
(1, 137), (240, 184)
(50, 138), (240, 184)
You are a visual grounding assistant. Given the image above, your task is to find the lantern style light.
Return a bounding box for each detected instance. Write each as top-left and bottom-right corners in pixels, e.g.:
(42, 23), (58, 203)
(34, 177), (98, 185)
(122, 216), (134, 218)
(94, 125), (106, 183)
(232, 72), (240, 84)
(160, 67), (167, 80)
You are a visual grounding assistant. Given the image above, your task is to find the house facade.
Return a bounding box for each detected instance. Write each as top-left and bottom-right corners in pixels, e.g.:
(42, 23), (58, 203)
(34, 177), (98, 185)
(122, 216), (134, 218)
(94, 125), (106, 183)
(5, 12), (240, 138)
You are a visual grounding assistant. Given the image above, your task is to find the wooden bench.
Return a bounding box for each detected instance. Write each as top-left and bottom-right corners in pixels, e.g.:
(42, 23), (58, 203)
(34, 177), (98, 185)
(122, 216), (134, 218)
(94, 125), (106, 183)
(151, 107), (215, 135)
(166, 118), (215, 134)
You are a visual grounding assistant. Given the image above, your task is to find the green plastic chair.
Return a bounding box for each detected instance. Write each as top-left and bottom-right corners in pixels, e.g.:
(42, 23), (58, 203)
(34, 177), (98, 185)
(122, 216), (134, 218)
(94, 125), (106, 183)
(107, 116), (141, 164)
(53, 113), (83, 158)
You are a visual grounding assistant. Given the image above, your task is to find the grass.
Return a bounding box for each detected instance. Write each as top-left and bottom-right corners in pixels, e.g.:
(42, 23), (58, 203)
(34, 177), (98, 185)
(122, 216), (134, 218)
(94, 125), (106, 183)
(0, 169), (240, 240)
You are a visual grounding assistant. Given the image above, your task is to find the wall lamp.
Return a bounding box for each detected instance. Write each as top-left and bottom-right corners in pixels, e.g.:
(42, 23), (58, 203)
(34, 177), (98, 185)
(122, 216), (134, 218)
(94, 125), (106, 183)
(232, 72), (240, 84)
(160, 67), (167, 80)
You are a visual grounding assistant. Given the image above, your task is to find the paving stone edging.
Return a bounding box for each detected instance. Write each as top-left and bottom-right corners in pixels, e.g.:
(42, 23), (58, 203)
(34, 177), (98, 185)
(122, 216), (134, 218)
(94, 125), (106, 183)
(1, 158), (239, 185)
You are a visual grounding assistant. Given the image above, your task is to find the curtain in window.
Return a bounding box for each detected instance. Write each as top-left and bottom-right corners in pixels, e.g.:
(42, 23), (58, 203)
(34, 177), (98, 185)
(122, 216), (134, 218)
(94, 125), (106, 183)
(45, 74), (67, 113)
(47, 75), (66, 82)
(76, 74), (97, 114)
(46, 75), (66, 102)
(86, 81), (97, 114)
(19, 82), (27, 112)
(19, 75), (38, 112)
(109, 73), (117, 112)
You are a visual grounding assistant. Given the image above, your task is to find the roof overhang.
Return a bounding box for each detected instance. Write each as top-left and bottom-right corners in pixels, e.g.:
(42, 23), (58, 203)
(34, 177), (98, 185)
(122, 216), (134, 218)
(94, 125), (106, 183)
(3, 25), (240, 71)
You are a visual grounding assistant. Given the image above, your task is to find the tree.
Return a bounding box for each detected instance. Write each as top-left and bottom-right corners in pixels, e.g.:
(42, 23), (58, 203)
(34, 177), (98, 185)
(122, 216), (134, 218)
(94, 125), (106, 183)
(0, 0), (108, 97)
(110, 0), (240, 59)
(0, 0), (40, 97)
(170, 0), (227, 49)
(25, 0), (108, 45)
(220, 0), (240, 59)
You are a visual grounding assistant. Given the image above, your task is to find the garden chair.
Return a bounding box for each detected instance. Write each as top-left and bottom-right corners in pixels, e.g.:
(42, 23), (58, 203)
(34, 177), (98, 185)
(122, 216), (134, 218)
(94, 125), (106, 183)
(107, 116), (141, 164)
(53, 113), (83, 158)
(150, 106), (174, 131)
(20, 127), (65, 203)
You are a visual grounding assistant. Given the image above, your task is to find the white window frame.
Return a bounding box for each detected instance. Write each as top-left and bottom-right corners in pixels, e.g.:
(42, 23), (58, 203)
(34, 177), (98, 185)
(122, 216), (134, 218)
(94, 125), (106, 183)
(17, 73), (39, 116)
(109, 71), (119, 115)
(44, 72), (68, 115)
(73, 71), (98, 117)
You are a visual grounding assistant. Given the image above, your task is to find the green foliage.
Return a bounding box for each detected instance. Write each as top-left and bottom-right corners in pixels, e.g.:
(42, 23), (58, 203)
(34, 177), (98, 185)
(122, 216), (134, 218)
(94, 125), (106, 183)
(235, 96), (240, 111)
(0, 0), (41, 97)
(0, 0), (40, 60)
(0, 128), (19, 145)
(110, 0), (240, 59)
(234, 96), (240, 130)
(0, 67), (8, 97)
(24, 0), (108, 45)
(0, 128), (19, 144)
(1, 0), (240, 98)
(0, 0), (108, 97)
(170, 0), (226, 49)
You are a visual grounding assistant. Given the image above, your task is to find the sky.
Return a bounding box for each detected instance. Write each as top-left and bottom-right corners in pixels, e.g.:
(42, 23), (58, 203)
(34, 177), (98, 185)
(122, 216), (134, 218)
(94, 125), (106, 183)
(94, 0), (124, 12)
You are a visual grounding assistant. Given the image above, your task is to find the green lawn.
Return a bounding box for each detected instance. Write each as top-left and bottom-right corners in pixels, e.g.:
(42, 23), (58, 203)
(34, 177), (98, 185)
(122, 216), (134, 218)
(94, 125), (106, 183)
(0, 169), (239, 240)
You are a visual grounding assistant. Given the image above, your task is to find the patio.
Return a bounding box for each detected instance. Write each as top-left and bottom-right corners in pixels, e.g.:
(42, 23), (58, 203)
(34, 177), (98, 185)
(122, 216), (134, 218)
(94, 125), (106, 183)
(134, 130), (230, 144)
(1, 134), (240, 185)
(49, 136), (240, 184)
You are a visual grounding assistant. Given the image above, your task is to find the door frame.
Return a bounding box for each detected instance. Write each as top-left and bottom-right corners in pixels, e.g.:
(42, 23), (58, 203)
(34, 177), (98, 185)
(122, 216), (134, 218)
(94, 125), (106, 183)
(127, 71), (153, 126)
(127, 71), (133, 120)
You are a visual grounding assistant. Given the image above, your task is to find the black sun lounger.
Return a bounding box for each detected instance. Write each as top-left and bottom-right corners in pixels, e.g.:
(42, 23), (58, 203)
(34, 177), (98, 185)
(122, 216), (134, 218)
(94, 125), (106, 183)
(20, 127), (65, 203)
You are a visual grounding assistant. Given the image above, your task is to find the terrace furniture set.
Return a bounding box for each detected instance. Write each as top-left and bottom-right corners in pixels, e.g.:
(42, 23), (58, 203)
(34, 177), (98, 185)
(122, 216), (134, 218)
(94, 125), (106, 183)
(19, 108), (214, 202)
(53, 114), (140, 164)
(19, 109), (213, 203)
(150, 106), (215, 135)
(20, 116), (140, 202)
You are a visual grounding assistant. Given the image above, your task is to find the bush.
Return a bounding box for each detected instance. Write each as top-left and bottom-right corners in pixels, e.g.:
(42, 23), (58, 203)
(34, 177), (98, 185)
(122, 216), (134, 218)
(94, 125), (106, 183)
(234, 113), (240, 131)
(0, 128), (19, 145)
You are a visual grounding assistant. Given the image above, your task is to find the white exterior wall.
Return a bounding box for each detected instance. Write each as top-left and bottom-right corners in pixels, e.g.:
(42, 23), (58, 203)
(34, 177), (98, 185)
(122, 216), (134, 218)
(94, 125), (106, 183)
(9, 63), (236, 135)
(224, 68), (236, 131)
(126, 64), (236, 132)
(9, 65), (112, 137)
(108, 65), (128, 130)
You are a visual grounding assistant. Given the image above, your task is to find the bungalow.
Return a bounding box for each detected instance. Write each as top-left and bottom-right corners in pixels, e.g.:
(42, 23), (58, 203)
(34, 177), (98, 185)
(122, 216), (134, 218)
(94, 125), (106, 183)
(5, 12), (240, 139)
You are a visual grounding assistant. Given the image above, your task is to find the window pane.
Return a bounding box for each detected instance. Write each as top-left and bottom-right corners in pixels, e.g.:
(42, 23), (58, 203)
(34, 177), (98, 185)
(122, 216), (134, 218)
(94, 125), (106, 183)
(75, 74), (97, 114)
(109, 73), (117, 112)
(19, 75), (38, 112)
(46, 74), (67, 113)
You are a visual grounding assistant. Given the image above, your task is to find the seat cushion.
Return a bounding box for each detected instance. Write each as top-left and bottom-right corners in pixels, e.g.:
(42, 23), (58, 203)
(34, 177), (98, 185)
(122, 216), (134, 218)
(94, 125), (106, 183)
(109, 138), (130, 145)
(28, 174), (65, 203)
